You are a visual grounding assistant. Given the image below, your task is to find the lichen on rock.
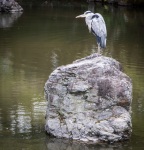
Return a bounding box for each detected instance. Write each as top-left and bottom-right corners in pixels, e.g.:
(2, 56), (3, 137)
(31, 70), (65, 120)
(44, 53), (132, 143)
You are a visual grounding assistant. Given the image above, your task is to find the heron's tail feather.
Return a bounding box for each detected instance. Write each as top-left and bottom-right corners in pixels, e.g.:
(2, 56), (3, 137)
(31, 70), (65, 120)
(100, 35), (106, 49)
(96, 35), (106, 49)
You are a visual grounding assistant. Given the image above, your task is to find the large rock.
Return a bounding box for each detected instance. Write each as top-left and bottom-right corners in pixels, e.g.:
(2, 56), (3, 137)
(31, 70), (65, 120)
(44, 53), (132, 143)
(0, 0), (23, 13)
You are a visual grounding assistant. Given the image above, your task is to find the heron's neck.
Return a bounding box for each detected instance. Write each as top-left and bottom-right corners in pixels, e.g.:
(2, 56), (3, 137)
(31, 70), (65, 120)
(85, 14), (93, 26)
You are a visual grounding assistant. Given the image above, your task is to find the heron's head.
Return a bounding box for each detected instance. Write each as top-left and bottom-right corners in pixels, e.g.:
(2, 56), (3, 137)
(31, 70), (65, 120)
(76, 11), (94, 18)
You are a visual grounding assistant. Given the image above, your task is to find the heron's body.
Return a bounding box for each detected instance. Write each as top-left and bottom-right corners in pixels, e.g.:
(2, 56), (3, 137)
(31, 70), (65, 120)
(76, 11), (107, 52)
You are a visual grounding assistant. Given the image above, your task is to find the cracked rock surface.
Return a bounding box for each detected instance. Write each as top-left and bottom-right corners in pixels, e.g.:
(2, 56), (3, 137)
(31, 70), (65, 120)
(44, 53), (132, 143)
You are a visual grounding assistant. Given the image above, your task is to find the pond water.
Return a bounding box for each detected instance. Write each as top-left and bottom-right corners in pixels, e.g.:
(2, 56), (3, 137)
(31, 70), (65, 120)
(0, 2), (144, 150)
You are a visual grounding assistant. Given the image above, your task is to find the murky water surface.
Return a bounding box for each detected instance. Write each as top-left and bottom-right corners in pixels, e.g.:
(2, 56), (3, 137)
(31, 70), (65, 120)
(0, 3), (144, 150)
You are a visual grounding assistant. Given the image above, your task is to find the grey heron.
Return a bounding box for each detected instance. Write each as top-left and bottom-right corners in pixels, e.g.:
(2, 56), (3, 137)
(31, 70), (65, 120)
(76, 11), (107, 53)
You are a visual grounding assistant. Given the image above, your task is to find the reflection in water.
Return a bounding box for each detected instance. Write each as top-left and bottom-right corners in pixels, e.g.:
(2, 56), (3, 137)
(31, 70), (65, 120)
(10, 105), (31, 133)
(0, 51), (13, 74)
(0, 109), (2, 131)
(0, 12), (23, 28)
(8, 100), (46, 135)
(137, 95), (144, 112)
(51, 50), (59, 70)
(33, 101), (47, 120)
(45, 136), (129, 150)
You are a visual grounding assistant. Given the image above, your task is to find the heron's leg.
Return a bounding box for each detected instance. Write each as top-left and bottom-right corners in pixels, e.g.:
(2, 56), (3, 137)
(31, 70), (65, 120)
(97, 43), (101, 54)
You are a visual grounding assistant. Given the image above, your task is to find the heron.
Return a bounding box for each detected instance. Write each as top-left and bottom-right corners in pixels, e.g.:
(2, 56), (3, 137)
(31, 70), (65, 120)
(76, 11), (107, 53)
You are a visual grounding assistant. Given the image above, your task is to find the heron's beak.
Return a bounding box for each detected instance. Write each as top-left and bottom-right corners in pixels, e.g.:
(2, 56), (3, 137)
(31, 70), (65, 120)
(75, 14), (86, 18)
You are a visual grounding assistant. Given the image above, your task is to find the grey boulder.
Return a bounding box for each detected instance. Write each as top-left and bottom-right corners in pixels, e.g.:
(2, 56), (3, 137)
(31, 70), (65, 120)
(44, 53), (132, 143)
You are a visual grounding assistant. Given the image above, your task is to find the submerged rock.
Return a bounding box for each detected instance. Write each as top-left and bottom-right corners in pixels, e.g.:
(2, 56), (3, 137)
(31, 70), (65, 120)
(0, 0), (23, 13)
(44, 53), (132, 143)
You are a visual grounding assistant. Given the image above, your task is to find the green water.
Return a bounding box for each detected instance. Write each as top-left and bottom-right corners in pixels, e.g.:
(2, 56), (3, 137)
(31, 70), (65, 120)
(0, 3), (144, 150)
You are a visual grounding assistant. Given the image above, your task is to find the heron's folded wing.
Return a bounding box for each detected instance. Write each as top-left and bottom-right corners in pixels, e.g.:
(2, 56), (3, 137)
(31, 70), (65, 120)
(91, 13), (107, 38)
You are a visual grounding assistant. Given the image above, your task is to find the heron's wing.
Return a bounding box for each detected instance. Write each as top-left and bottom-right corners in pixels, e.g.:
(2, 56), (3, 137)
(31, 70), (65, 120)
(91, 13), (107, 38)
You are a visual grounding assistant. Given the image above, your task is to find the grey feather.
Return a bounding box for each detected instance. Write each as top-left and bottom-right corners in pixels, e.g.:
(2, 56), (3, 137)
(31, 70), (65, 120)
(91, 13), (107, 48)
